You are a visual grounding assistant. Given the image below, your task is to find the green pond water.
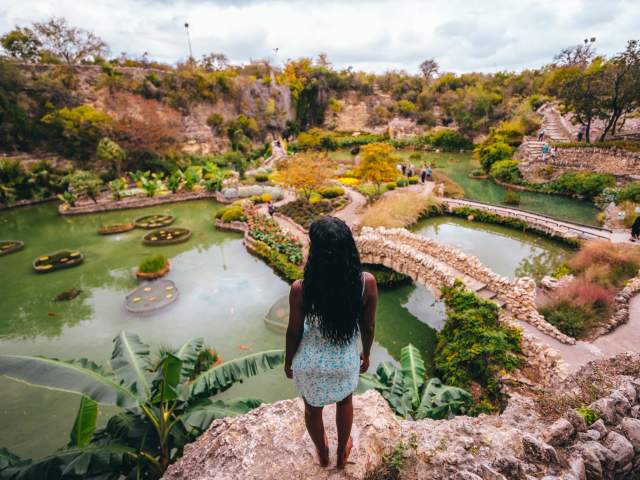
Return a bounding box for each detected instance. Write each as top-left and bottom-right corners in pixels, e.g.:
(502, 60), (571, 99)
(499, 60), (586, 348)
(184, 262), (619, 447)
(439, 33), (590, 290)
(0, 200), (437, 459)
(412, 216), (573, 281)
(0, 200), (572, 459)
(330, 150), (600, 225)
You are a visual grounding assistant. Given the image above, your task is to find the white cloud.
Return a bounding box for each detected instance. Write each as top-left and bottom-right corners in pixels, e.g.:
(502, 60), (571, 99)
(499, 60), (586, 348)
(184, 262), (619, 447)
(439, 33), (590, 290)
(1, 0), (638, 73)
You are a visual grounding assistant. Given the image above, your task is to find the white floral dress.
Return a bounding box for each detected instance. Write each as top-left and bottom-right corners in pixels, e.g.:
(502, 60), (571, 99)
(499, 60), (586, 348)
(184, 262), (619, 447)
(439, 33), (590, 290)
(292, 279), (363, 407)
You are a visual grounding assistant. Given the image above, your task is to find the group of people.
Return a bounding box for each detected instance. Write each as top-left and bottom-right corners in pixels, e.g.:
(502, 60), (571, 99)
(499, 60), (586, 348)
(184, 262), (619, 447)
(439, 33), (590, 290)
(398, 163), (432, 183)
(540, 142), (558, 161)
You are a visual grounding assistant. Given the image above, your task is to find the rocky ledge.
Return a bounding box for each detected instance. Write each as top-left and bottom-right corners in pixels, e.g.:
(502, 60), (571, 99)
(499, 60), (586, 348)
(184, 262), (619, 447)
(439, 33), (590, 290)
(164, 355), (640, 480)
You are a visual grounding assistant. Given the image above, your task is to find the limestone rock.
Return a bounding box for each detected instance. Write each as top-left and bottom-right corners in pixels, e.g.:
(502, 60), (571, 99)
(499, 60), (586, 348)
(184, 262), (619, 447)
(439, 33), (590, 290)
(621, 417), (640, 451)
(522, 434), (559, 464)
(163, 390), (401, 480)
(544, 418), (575, 446)
(601, 431), (634, 471)
(590, 397), (618, 425)
(565, 409), (587, 433)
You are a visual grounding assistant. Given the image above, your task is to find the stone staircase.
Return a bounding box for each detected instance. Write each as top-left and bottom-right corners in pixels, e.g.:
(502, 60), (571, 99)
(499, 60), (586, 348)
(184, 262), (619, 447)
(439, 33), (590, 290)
(538, 104), (571, 142)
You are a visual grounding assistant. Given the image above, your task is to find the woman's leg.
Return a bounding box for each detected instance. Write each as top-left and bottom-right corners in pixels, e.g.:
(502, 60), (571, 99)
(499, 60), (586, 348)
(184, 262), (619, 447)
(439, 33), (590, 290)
(303, 398), (329, 466)
(336, 394), (354, 468)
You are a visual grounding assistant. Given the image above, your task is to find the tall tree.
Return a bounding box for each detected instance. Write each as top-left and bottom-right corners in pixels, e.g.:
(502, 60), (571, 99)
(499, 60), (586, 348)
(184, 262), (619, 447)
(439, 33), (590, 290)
(419, 58), (439, 80)
(32, 17), (108, 64)
(357, 143), (399, 193)
(0, 27), (42, 61)
(554, 61), (606, 143)
(277, 152), (333, 201)
(597, 40), (640, 140)
(554, 41), (596, 67)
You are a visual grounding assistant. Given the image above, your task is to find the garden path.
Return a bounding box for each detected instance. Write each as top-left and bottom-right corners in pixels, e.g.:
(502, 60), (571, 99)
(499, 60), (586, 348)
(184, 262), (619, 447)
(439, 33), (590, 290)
(333, 187), (367, 228)
(256, 188), (310, 253)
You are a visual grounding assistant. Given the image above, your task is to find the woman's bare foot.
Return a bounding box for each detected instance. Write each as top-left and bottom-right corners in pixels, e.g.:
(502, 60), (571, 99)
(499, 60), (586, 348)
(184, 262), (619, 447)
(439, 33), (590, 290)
(317, 433), (330, 467)
(337, 436), (353, 469)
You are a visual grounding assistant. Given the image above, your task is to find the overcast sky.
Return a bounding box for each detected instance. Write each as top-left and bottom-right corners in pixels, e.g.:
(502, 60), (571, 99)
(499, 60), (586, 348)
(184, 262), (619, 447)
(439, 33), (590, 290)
(1, 0), (639, 73)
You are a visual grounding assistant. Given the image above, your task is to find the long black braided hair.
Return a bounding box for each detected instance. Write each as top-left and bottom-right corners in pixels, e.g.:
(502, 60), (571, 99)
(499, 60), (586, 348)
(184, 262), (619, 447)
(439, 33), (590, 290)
(302, 216), (363, 346)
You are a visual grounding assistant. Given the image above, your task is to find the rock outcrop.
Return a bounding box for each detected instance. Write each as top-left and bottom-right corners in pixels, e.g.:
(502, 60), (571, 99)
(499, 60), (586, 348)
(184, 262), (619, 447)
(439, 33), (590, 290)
(164, 358), (640, 479)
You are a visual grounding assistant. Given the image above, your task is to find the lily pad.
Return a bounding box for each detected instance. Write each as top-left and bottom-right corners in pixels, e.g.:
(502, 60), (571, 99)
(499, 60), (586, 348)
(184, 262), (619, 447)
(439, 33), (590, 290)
(143, 228), (192, 246)
(97, 223), (135, 235)
(134, 214), (176, 229)
(0, 240), (24, 256)
(33, 250), (84, 273)
(125, 280), (179, 313)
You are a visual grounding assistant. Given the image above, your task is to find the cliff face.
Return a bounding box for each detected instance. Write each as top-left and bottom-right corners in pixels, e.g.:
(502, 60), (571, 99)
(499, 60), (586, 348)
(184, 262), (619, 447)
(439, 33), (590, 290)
(164, 354), (640, 480)
(19, 65), (294, 156)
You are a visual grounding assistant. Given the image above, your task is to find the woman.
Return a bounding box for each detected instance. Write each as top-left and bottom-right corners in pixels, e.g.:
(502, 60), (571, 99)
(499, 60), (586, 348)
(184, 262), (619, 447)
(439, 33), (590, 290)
(285, 217), (377, 468)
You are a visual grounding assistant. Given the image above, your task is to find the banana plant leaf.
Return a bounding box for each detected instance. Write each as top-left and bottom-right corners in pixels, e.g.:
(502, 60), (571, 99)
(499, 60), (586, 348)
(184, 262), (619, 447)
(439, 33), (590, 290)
(69, 396), (98, 448)
(188, 350), (284, 398)
(110, 331), (153, 401)
(174, 337), (205, 381)
(415, 378), (472, 420)
(399, 344), (425, 409)
(180, 398), (262, 432)
(0, 356), (138, 408)
(152, 354), (181, 403)
(0, 445), (136, 480)
(0, 448), (29, 472)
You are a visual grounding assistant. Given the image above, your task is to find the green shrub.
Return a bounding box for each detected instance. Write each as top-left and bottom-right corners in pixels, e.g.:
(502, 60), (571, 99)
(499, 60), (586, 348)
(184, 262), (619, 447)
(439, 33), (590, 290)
(551, 172), (616, 199)
(396, 178), (409, 187)
(540, 301), (598, 339)
(435, 281), (522, 411)
(576, 406), (599, 425)
(216, 205), (246, 222)
(475, 141), (513, 172)
(618, 182), (640, 203)
(254, 173), (269, 183)
(424, 129), (473, 151)
(490, 160), (522, 184)
(138, 255), (168, 273)
(206, 113), (224, 132)
(318, 185), (345, 198)
(252, 240), (303, 283)
(386, 182), (396, 190)
(408, 176), (419, 184)
(396, 99), (417, 116)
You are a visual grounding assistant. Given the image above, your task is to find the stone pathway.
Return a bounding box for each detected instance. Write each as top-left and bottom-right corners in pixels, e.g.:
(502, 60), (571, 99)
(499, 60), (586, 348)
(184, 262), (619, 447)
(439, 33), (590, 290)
(333, 187), (367, 228)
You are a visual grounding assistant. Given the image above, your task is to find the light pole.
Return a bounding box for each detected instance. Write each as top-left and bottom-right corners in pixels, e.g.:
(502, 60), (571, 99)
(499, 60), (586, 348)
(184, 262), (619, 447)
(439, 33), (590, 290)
(184, 22), (193, 61)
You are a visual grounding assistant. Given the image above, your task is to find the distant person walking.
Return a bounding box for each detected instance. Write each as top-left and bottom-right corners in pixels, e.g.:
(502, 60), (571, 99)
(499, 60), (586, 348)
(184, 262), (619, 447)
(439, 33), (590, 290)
(400, 163), (407, 176)
(631, 216), (640, 242)
(420, 167), (427, 183)
(267, 201), (275, 217)
(551, 146), (558, 159)
(538, 128), (545, 141)
(285, 217), (377, 468)
(541, 142), (550, 161)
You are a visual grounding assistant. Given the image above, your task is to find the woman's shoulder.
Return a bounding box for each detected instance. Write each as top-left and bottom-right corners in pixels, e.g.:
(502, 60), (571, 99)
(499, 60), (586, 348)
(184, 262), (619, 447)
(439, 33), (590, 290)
(362, 271), (377, 289)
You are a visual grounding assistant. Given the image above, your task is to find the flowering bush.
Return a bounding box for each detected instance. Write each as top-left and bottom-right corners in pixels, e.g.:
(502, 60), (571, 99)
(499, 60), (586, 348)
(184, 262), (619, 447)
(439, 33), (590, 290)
(246, 210), (303, 264)
(338, 177), (360, 186)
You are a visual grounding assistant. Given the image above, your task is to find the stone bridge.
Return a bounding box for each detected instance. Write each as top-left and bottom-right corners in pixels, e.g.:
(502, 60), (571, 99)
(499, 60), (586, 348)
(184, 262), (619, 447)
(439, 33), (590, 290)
(355, 227), (575, 344)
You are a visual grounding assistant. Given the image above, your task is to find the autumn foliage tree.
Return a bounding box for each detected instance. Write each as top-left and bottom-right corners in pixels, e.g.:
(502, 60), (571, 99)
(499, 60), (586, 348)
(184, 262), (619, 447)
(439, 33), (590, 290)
(357, 143), (399, 193)
(277, 153), (333, 202)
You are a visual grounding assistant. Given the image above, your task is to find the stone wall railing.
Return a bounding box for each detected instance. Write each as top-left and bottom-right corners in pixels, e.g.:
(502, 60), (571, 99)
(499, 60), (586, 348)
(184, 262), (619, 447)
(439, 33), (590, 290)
(356, 227), (576, 345)
(441, 198), (611, 242)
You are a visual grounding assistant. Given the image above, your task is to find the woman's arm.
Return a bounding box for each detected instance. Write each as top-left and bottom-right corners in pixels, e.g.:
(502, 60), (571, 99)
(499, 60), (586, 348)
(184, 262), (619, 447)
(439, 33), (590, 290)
(359, 272), (378, 373)
(284, 280), (304, 379)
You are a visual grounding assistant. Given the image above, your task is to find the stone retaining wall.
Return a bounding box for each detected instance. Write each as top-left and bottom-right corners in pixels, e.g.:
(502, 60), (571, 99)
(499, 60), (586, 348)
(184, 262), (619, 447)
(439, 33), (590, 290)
(520, 145), (640, 181)
(356, 227), (576, 344)
(599, 274), (640, 336)
(60, 191), (217, 215)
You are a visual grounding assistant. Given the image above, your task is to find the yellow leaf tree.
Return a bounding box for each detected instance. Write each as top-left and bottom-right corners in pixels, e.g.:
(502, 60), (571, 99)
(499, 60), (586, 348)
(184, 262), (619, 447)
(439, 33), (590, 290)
(277, 153), (333, 202)
(357, 143), (399, 193)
